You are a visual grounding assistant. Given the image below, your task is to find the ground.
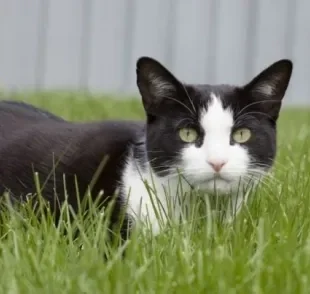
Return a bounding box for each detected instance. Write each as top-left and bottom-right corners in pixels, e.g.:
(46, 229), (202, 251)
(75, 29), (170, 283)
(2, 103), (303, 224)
(0, 91), (309, 294)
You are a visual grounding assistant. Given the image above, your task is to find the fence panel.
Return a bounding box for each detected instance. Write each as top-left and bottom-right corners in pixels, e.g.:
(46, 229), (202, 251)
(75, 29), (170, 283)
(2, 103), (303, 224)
(0, 0), (308, 105)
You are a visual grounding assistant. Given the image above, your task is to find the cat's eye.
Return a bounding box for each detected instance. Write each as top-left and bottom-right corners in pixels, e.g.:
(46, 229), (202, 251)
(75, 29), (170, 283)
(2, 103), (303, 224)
(232, 128), (251, 144)
(179, 128), (198, 143)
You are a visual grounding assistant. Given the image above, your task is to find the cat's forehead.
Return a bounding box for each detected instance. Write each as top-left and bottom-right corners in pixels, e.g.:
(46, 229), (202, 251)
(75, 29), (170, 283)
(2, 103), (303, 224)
(199, 92), (234, 132)
(190, 83), (236, 102)
(187, 83), (238, 111)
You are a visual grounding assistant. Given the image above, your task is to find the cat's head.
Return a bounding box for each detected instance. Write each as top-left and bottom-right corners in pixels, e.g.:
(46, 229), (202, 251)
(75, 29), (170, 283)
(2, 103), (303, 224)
(136, 57), (293, 194)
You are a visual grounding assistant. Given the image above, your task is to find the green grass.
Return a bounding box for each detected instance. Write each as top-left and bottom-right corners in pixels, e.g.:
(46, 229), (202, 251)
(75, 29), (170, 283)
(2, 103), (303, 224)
(0, 91), (309, 293)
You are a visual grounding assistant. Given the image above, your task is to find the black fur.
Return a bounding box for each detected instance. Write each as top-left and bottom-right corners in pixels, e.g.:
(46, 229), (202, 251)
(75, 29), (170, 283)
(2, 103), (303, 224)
(0, 100), (144, 239)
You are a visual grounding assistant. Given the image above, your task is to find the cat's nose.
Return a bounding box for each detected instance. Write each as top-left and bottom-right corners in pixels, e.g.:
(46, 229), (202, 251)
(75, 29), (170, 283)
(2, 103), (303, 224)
(208, 161), (227, 173)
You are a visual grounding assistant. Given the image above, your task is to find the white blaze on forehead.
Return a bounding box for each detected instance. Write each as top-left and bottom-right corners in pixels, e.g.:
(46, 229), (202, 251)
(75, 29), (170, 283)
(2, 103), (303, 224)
(200, 93), (234, 134)
(199, 93), (234, 162)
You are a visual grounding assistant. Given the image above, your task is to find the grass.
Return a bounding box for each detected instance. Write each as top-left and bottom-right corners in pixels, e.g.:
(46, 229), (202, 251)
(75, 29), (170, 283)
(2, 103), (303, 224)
(0, 91), (309, 293)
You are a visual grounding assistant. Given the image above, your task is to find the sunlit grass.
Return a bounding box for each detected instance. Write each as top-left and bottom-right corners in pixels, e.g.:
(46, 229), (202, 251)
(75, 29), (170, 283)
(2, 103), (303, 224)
(0, 91), (309, 293)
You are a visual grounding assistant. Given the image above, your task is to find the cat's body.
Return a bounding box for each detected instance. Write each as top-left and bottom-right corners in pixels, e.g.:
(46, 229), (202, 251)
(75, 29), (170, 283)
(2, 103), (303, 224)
(0, 57), (293, 237)
(0, 101), (146, 236)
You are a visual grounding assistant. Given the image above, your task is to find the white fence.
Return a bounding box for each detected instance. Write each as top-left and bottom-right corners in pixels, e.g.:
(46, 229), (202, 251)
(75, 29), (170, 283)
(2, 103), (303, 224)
(0, 0), (309, 105)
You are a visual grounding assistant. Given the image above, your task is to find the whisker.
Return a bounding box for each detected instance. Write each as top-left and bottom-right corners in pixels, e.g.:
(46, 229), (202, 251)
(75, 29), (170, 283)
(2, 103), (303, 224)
(235, 111), (274, 124)
(249, 162), (288, 175)
(162, 95), (195, 116)
(235, 99), (281, 119)
(180, 82), (197, 114)
(242, 174), (276, 189)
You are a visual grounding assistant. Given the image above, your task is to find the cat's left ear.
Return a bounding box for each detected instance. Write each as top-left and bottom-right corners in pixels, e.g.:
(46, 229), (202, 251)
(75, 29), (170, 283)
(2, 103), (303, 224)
(136, 57), (186, 116)
(243, 59), (293, 120)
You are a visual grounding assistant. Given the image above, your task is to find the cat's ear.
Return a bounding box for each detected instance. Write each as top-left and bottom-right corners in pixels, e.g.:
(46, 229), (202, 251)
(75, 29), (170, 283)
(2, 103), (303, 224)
(243, 59), (293, 120)
(136, 57), (183, 115)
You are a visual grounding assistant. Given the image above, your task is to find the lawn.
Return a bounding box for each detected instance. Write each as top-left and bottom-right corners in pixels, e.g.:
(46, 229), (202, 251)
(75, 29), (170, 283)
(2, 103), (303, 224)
(0, 92), (309, 294)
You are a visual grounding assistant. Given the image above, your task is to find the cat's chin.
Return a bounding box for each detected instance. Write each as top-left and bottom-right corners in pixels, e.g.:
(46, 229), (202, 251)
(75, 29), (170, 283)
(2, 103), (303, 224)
(191, 176), (256, 195)
(194, 180), (236, 194)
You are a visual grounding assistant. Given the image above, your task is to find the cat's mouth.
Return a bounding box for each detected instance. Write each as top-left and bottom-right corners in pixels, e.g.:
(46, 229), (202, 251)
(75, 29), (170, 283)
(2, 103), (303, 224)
(206, 174), (232, 184)
(210, 174), (232, 183)
(188, 174), (233, 187)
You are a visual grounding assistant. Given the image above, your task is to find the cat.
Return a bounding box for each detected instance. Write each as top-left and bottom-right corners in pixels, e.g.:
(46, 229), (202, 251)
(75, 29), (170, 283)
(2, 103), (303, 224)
(0, 56), (293, 238)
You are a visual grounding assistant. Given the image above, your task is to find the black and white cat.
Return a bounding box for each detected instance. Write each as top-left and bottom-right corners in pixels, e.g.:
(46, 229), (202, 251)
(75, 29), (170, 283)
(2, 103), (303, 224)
(0, 56), (293, 237)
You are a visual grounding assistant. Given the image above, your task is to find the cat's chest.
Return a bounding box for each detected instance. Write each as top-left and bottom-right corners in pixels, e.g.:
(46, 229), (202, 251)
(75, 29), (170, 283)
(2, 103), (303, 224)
(120, 157), (191, 234)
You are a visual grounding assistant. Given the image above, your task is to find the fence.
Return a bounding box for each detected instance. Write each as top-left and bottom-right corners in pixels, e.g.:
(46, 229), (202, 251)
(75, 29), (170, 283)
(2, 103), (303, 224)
(0, 0), (309, 106)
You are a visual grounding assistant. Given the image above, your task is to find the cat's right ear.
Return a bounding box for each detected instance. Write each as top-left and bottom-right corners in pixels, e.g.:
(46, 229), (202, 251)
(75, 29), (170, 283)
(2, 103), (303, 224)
(136, 57), (182, 115)
(242, 59), (293, 120)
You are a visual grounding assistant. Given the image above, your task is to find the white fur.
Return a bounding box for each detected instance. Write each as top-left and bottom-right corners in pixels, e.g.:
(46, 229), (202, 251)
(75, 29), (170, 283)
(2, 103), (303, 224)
(121, 155), (191, 235)
(121, 93), (263, 235)
(149, 73), (175, 97)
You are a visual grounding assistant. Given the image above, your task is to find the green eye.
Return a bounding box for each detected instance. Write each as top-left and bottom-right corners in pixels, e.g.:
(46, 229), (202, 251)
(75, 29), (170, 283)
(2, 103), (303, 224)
(232, 128), (251, 143)
(179, 128), (198, 143)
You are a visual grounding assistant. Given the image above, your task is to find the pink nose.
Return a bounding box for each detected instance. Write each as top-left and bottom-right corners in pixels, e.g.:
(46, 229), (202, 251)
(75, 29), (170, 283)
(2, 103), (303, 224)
(208, 161), (227, 173)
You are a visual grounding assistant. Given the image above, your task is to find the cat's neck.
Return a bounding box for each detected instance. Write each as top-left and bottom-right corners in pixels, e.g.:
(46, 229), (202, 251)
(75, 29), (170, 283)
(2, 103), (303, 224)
(120, 140), (192, 234)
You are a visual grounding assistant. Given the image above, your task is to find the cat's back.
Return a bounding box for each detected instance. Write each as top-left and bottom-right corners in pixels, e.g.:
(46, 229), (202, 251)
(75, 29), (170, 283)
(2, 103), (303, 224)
(0, 104), (145, 201)
(0, 102), (144, 169)
(0, 100), (65, 140)
(0, 100), (144, 160)
(0, 100), (65, 122)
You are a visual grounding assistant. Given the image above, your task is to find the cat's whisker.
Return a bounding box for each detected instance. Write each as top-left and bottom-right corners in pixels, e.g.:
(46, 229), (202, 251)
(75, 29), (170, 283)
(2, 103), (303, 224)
(268, 159), (290, 172)
(246, 171), (279, 185)
(235, 99), (282, 119)
(175, 117), (196, 128)
(247, 167), (283, 183)
(242, 174), (277, 189)
(246, 167), (269, 175)
(234, 113), (261, 126)
(162, 95), (195, 116)
(251, 159), (288, 171)
(180, 82), (197, 114)
(165, 167), (277, 187)
(247, 179), (274, 192)
(234, 111), (274, 125)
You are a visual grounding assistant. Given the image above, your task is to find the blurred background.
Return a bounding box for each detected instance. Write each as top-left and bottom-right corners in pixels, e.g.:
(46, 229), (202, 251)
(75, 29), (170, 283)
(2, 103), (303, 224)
(0, 0), (309, 106)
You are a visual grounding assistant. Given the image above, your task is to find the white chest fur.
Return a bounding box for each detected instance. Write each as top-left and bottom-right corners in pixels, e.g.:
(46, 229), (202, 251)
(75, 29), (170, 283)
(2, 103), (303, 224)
(121, 155), (192, 235)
